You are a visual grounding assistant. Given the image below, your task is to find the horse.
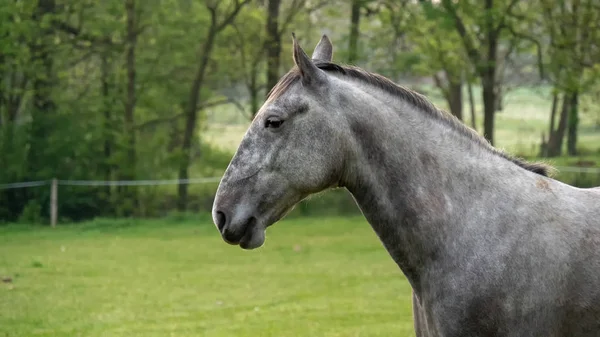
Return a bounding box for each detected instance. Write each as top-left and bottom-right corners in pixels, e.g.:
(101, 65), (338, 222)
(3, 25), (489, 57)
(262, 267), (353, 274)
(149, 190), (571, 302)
(212, 34), (600, 336)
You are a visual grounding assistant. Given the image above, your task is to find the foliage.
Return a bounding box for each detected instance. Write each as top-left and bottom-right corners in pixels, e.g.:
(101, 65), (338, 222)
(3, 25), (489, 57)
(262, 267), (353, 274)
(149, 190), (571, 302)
(1, 0), (599, 223)
(17, 200), (43, 224)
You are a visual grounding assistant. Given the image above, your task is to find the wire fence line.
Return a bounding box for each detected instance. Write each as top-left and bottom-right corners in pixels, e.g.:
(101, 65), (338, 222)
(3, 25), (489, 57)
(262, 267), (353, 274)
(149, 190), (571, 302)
(2, 165), (599, 191)
(0, 177), (222, 190)
(0, 180), (50, 190)
(0, 166), (598, 227)
(551, 166), (600, 174)
(58, 177), (222, 187)
(0, 177), (223, 227)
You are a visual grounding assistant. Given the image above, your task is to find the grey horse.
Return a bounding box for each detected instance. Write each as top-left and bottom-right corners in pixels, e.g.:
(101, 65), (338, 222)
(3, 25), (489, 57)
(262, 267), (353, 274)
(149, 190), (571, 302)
(212, 34), (600, 336)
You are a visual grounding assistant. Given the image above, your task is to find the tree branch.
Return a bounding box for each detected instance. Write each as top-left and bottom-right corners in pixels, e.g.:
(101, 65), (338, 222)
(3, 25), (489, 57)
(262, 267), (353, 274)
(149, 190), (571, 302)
(440, 0), (481, 67)
(433, 73), (450, 100)
(494, 0), (521, 34)
(135, 98), (235, 130)
(232, 22), (251, 85)
(279, 0), (306, 34)
(216, 0), (252, 32)
(51, 20), (115, 47)
(504, 23), (545, 79)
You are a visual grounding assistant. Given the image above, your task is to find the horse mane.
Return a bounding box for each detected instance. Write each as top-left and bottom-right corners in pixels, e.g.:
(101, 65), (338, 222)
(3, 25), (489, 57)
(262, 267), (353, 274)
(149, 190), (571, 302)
(267, 61), (551, 177)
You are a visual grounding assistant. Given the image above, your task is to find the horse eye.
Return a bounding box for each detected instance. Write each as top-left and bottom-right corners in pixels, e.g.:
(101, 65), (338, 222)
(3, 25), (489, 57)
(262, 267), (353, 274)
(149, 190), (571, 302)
(265, 117), (284, 129)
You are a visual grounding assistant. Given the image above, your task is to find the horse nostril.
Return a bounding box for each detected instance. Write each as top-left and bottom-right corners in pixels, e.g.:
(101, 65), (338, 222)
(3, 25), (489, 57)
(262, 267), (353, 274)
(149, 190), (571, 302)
(215, 211), (227, 232)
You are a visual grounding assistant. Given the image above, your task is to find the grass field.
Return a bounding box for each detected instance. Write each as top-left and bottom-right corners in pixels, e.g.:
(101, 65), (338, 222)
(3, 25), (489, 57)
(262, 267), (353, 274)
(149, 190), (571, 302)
(0, 216), (415, 337)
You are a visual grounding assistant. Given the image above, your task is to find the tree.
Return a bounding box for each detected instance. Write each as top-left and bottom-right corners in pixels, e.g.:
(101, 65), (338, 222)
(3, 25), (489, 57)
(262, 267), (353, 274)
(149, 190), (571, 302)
(177, 0), (251, 211)
(119, 0), (139, 213)
(369, 1), (473, 122)
(28, 0), (58, 180)
(1, 0), (598, 223)
(347, 0), (379, 64)
(231, 12), (266, 116)
(348, 0), (361, 64)
(537, 0), (600, 156)
(265, 0), (282, 92)
(435, 0), (523, 145)
(409, 3), (468, 120)
(264, 0), (311, 95)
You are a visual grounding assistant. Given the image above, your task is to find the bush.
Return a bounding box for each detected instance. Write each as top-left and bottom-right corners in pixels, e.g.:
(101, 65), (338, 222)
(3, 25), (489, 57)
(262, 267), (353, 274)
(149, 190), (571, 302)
(18, 200), (44, 224)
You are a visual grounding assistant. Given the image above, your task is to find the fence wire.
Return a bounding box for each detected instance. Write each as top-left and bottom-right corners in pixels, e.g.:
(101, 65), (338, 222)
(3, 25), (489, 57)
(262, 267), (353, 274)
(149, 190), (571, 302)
(552, 166), (600, 174)
(57, 177), (222, 187)
(0, 181), (50, 190)
(0, 165), (599, 190)
(0, 177), (222, 190)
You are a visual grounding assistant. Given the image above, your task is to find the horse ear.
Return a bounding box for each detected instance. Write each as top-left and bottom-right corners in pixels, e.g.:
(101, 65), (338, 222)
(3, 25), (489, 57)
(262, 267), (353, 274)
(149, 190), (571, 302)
(292, 33), (326, 85)
(312, 34), (333, 62)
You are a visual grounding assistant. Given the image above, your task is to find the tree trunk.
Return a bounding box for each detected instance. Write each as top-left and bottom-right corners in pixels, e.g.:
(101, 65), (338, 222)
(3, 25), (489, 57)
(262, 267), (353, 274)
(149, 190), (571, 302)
(348, 0), (361, 64)
(121, 0), (138, 215)
(249, 59), (260, 118)
(548, 90), (558, 139)
(540, 91), (559, 157)
(178, 25), (218, 211)
(467, 79), (476, 130)
(546, 93), (570, 157)
(101, 51), (113, 207)
(28, 0), (56, 179)
(124, 0), (137, 168)
(265, 0), (281, 92)
(481, 75), (496, 145)
(567, 90), (579, 155)
(494, 84), (503, 112)
(447, 80), (463, 121)
(177, 1), (249, 210)
(433, 72), (463, 121)
(0, 49), (4, 127)
(481, 0), (498, 145)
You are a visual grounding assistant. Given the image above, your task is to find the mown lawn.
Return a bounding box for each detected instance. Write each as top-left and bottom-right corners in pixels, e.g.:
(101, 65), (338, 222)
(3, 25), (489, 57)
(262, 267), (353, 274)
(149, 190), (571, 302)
(0, 216), (414, 337)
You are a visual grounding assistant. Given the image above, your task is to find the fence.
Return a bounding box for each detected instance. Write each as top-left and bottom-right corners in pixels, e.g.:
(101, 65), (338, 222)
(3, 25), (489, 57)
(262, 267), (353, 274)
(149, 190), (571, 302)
(1, 165), (599, 227)
(0, 177), (222, 227)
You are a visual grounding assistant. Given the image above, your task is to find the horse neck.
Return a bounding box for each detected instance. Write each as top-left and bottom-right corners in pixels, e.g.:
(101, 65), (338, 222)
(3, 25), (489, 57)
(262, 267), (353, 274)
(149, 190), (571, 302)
(339, 84), (526, 292)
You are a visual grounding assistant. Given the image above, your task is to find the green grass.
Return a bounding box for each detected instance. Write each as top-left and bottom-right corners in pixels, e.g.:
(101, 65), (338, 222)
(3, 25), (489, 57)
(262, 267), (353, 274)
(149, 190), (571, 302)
(203, 123), (248, 153)
(0, 216), (415, 337)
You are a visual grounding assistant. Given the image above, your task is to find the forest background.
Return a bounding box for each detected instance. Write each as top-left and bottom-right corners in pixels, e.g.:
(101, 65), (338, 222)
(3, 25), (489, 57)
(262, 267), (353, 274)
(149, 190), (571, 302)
(1, 0), (600, 224)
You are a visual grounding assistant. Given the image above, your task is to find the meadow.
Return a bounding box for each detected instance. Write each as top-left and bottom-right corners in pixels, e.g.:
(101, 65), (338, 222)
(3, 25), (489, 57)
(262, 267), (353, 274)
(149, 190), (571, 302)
(0, 216), (415, 337)
(2, 85), (599, 337)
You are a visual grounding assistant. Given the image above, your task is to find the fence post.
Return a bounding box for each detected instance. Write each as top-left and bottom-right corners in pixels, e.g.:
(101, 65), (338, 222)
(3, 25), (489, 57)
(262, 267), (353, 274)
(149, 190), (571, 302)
(50, 178), (57, 227)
